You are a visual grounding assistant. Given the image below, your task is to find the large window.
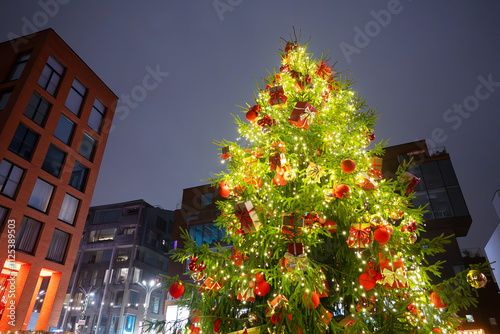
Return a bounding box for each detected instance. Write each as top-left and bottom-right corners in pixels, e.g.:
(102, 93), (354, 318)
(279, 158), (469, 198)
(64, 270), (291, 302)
(24, 92), (51, 127)
(15, 216), (42, 254)
(93, 209), (121, 224)
(0, 205), (9, 231)
(65, 78), (86, 116)
(46, 229), (70, 263)
(28, 178), (54, 213)
(7, 52), (30, 81)
(37, 55), (64, 96)
(42, 144), (66, 178)
(410, 159), (469, 220)
(114, 291), (124, 306)
(128, 290), (139, 308)
(0, 90), (12, 110)
(88, 98), (106, 134)
(0, 159), (24, 198)
(54, 114), (75, 145)
(58, 193), (80, 225)
(79, 133), (97, 161)
(116, 268), (128, 284)
(151, 296), (160, 314)
(189, 222), (226, 247)
(88, 228), (116, 243)
(69, 161), (89, 192)
(8, 123), (39, 160)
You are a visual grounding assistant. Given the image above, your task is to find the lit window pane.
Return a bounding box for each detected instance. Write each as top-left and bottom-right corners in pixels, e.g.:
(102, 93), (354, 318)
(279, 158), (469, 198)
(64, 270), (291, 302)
(28, 178), (54, 213)
(58, 193), (80, 225)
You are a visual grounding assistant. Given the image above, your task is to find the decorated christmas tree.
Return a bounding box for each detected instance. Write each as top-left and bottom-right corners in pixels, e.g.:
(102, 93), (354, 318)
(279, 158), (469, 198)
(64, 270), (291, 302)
(158, 34), (488, 334)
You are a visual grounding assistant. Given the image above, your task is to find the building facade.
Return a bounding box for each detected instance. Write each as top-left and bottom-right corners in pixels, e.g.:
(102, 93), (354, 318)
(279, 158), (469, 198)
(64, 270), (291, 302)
(485, 190), (500, 290)
(59, 199), (174, 334)
(0, 29), (117, 331)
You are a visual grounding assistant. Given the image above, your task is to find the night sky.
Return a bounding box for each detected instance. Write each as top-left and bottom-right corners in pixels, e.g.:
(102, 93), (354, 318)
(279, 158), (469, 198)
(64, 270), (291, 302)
(2, 1), (500, 250)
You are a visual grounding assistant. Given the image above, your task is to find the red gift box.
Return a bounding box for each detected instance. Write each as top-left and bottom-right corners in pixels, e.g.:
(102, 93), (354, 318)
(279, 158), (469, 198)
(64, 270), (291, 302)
(338, 314), (357, 327)
(234, 201), (261, 234)
(269, 86), (287, 108)
(281, 213), (304, 238)
(288, 101), (317, 130)
(237, 286), (256, 302)
(221, 146), (230, 160)
(347, 222), (371, 249)
(379, 252), (408, 289)
(287, 242), (303, 255)
(269, 152), (287, 171)
(370, 157), (383, 171)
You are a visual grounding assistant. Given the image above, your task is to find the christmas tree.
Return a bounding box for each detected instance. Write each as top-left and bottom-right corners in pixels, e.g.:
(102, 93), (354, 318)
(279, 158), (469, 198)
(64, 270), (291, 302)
(158, 34), (488, 334)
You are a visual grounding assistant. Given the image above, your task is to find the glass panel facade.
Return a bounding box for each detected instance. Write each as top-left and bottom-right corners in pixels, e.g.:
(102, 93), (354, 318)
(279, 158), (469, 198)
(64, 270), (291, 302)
(410, 158), (469, 220)
(189, 222), (225, 247)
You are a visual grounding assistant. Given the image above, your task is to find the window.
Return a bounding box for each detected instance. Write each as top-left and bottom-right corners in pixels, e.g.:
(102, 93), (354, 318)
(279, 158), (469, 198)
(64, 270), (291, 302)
(123, 227), (135, 235)
(0, 205), (9, 231)
(88, 98), (106, 134)
(24, 92), (51, 126)
(114, 291), (124, 306)
(466, 315), (475, 322)
(88, 228), (116, 243)
(79, 133), (97, 161)
(46, 229), (70, 263)
(69, 161), (89, 192)
(93, 209), (121, 224)
(58, 193), (79, 225)
(0, 90), (12, 110)
(128, 290), (139, 307)
(42, 144), (66, 177)
(37, 55), (64, 96)
(201, 192), (213, 206)
(151, 296), (160, 314)
(8, 123), (39, 160)
(15, 216), (42, 254)
(132, 268), (142, 284)
(0, 159), (24, 198)
(117, 268), (128, 284)
(65, 78), (86, 116)
(116, 248), (131, 262)
(189, 222), (226, 247)
(82, 249), (112, 264)
(7, 52), (30, 81)
(28, 178), (54, 213)
(54, 114), (75, 145)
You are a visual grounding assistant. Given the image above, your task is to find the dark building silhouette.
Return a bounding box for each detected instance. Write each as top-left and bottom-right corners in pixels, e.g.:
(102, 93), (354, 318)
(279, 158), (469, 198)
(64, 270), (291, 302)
(0, 29), (117, 331)
(59, 199), (174, 334)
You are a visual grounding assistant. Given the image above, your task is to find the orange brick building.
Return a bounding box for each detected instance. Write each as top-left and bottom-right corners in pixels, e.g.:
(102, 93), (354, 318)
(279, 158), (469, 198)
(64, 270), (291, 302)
(0, 29), (117, 331)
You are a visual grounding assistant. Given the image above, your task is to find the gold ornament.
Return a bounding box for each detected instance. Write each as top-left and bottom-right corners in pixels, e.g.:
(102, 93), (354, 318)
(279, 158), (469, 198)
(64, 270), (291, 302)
(191, 272), (205, 281)
(262, 125), (271, 134)
(284, 168), (296, 181)
(405, 312), (419, 326)
(370, 214), (387, 226)
(247, 313), (259, 324)
(409, 232), (417, 244)
(467, 270), (487, 289)
(305, 162), (325, 183)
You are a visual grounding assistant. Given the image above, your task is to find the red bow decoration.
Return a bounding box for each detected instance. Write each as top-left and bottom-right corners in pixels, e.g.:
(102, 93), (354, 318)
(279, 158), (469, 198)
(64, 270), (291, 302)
(315, 61), (332, 79)
(280, 64), (290, 73)
(269, 86), (287, 106)
(347, 223), (372, 248)
(257, 115), (276, 128)
(235, 208), (255, 234)
(231, 247), (248, 266)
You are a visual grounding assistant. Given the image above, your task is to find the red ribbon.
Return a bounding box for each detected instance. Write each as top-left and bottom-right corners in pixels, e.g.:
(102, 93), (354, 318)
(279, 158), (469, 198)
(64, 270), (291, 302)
(235, 208), (254, 233)
(347, 224), (371, 248)
(315, 61), (332, 79)
(257, 115), (275, 127)
(269, 87), (287, 106)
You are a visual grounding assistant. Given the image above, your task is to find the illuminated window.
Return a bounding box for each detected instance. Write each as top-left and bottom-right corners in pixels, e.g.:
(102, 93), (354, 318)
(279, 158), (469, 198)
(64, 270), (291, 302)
(58, 193), (79, 225)
(151, 296), (160, 314)
(28, 178), (54, 213)
(88, 228), (116, 243)
(466, 314), (474, 322)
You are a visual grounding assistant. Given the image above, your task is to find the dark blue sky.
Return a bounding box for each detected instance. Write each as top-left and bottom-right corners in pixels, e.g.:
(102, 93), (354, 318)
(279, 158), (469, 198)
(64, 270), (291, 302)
(2, 1), (500, 250)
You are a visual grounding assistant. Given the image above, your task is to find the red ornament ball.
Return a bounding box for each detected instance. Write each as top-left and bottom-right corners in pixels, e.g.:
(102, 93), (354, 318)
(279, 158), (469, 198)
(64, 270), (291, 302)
(255, 272), (265, 283)
(246, 110), (258, 122)
(341, 159), (356, 173)
(255, 280), (270, 296)
(407, 221), (418, 232)
(359, 273), (377, 290)
(219, 181), (230, 198)
(374, 226), (392, 244)
(333, 184), (351, 199)
(169, 282), (184, 299)
(430, 291), (447, 308)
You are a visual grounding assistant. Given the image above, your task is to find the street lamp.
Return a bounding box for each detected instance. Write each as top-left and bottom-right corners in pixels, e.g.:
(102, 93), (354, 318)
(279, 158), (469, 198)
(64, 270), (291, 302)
(77, 285), (100, 334)
(138, 280), (162, 332)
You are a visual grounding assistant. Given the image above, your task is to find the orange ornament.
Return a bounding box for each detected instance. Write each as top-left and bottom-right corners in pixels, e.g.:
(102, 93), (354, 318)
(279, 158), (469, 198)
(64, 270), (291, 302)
(430, 291), (447, 308)
(341, 159), (356, 173)
(255, 280), (270, 296)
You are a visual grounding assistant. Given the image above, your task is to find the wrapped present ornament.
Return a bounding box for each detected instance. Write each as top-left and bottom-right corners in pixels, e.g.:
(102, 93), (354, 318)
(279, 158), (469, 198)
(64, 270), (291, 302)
(221, 146), (230, 160)
(269, 152), (287, 171)
(256, 114), (276, 128)
(356, 172), (376, 190)
(199, 277), (221, 295)
(315, 61), (333, 79)
(284, 251), (308, 270)
(288, 101), (317, 130)
(347, 222), (372, 248)
(234, 201), (261, 234)
(370, 157), (383, 171)
(401, 171), (421, 196)
(237, 285), (256, 303)
(266, 295), (288, 317)
(269, 86), (287, 108)
(288, 242), (304, 255)
(338, 314), (357, 327)
(281, 213), (304, 238)
(379, 252), (408, 289)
